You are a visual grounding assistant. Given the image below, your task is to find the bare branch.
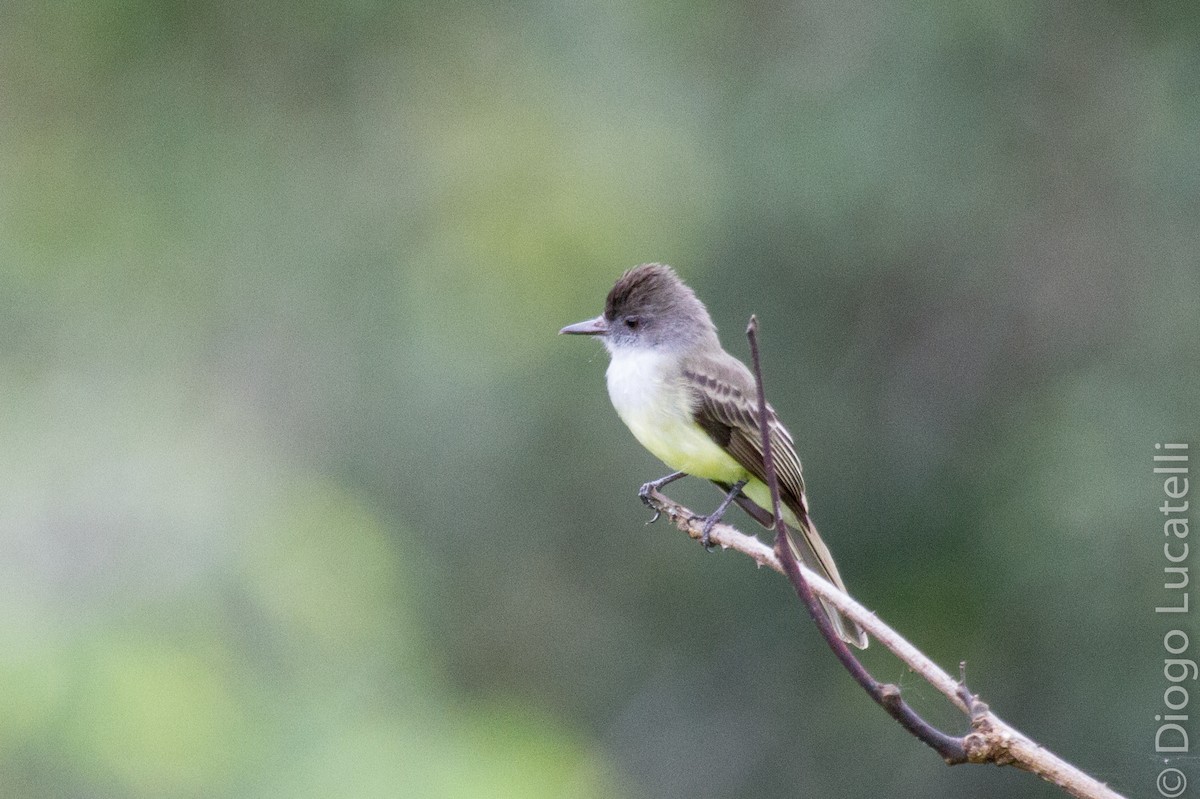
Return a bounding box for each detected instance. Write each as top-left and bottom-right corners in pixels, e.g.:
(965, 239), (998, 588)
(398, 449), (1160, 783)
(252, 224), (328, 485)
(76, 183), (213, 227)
(640, 473), (1127, 799)
(745, 315), (968, 761)
(628, 314), (1127, 799)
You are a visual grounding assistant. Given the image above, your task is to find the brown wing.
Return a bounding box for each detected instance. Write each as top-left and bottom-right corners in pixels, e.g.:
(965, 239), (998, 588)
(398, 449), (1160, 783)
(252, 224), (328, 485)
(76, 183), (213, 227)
(684, 354), (868, 649)
(683, 356), (809, 519)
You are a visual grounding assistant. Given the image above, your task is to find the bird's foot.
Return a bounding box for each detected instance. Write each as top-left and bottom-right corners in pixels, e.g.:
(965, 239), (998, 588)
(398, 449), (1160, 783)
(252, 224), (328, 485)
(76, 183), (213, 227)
(699, 514), (719, 550)
(638, 471), (687, 523)
(696, 479), (747, 550)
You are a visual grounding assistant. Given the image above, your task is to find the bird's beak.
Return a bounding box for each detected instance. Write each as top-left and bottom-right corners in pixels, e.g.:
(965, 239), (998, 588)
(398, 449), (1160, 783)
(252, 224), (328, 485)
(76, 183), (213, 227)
(559, 315), (609, 336)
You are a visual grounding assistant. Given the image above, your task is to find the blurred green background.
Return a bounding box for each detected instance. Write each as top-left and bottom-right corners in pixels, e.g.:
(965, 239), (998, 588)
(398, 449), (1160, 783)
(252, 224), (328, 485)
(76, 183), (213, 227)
(2, 1), (1196, 797)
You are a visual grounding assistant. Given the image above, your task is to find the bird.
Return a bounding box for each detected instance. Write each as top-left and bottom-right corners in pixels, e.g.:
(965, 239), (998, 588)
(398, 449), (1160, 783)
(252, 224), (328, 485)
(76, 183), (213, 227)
(561, 263), (867, 648)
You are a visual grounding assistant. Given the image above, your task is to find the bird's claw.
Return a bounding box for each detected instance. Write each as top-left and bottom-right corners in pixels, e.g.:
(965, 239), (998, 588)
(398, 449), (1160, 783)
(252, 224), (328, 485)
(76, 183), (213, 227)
(639, 472), (687, 527)
(639, 481), (662, 524)
(699, 516), (718, 551)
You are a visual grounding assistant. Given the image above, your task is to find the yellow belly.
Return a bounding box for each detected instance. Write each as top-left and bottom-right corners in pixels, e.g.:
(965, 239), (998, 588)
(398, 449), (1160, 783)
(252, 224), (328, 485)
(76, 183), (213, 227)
(624, 406), (749, 483)
(606, 348), (748, 484)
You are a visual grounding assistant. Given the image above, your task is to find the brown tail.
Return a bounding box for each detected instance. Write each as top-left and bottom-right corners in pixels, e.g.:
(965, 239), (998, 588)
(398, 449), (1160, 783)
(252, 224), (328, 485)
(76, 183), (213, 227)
(725, 483), (867, 648)
(783, 498), (868, 649)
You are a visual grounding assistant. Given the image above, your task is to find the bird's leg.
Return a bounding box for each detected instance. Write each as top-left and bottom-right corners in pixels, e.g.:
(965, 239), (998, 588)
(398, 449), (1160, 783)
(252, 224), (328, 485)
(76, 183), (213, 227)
(732, 493), (775, 529)
(639, 470), (687, 522)
(700, 479), (748, 549)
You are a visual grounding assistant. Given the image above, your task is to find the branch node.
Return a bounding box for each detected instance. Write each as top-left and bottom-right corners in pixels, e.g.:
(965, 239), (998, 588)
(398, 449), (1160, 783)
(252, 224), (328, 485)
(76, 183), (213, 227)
(880, 683), (903, 707)
(963, 716), (1017, 766)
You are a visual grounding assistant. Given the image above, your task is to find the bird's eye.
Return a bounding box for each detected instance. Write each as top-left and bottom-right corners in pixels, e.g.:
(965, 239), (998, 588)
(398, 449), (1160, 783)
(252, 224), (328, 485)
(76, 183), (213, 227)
(625, 317), (640, 330)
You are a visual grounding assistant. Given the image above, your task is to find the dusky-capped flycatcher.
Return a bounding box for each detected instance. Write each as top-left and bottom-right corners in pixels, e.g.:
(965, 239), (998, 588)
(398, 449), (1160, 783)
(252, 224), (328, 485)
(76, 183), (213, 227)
(561, 263), (867, 648)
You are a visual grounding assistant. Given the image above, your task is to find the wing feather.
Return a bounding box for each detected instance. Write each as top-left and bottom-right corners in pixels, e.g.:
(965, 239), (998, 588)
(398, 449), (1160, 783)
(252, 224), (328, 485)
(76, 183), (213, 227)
(684, 354), (868, 648)
(683, 359), (808, 516)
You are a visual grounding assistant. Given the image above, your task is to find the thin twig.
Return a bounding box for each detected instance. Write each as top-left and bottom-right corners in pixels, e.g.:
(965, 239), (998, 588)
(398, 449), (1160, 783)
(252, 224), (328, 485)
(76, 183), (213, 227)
(745, 315), (968, 763)
(640, 487), (1126, 799)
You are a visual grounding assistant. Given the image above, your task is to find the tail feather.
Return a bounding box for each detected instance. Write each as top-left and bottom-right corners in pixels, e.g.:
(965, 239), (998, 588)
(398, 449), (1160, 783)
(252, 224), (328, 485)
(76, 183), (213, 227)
(784, 499), (868, 649)
(721, 480), (867, 649)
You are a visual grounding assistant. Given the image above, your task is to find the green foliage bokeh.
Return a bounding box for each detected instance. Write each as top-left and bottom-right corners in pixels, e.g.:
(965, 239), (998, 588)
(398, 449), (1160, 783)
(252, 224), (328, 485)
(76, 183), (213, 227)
(1, 1), (1196, 796)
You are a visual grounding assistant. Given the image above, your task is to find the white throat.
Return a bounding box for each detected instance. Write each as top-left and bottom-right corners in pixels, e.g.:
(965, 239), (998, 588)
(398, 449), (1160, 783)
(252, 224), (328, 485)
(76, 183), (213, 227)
(604, 345), (677, 419)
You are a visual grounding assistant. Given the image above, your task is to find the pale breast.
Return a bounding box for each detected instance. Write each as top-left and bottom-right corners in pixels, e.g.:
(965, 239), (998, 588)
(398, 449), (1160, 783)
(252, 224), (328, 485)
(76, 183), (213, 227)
(605, 348), (746, 482)
(606, 348), (676, 417)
